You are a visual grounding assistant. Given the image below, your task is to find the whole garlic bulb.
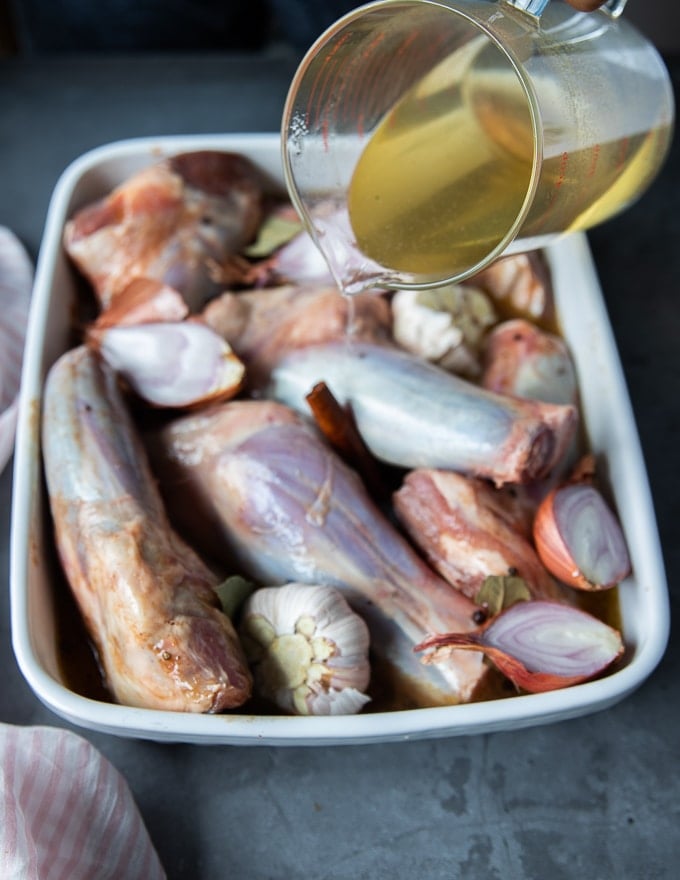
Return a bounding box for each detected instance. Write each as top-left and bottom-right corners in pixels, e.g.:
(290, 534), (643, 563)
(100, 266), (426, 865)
(239, 584), (371, 716)
(391, 284), (497, 377)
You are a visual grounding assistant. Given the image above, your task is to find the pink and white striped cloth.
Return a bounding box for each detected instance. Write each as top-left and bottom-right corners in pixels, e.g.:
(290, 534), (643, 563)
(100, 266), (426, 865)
(0, 226), (33, 474)
(1, 724), (166, 880)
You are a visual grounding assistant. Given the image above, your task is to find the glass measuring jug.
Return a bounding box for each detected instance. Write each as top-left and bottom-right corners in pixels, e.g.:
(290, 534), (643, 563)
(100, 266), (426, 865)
(281, 0), (674, 292)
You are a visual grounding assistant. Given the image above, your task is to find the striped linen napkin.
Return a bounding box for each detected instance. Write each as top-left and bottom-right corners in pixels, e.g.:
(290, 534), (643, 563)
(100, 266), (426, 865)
(0, 723), (166, 880)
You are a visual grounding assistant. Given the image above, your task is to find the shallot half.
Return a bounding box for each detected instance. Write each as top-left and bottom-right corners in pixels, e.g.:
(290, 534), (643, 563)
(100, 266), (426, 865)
(533, 483), (631, 591)
(415, 600), (624, 693)
(90, 321), (245, 409)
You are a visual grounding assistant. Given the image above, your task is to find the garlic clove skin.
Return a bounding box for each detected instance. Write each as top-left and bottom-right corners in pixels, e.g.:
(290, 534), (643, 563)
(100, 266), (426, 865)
(533, 483), (631, 591)
(239, 584), (371, 716)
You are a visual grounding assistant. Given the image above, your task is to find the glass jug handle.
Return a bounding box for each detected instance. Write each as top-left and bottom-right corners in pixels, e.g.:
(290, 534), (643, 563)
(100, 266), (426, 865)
(502, 0), (628, 19)
(602, 0), (627, 18)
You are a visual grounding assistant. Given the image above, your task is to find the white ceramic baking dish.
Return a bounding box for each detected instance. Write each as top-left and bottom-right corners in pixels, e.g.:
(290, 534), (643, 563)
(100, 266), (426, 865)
(9, 134), (670, 745)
